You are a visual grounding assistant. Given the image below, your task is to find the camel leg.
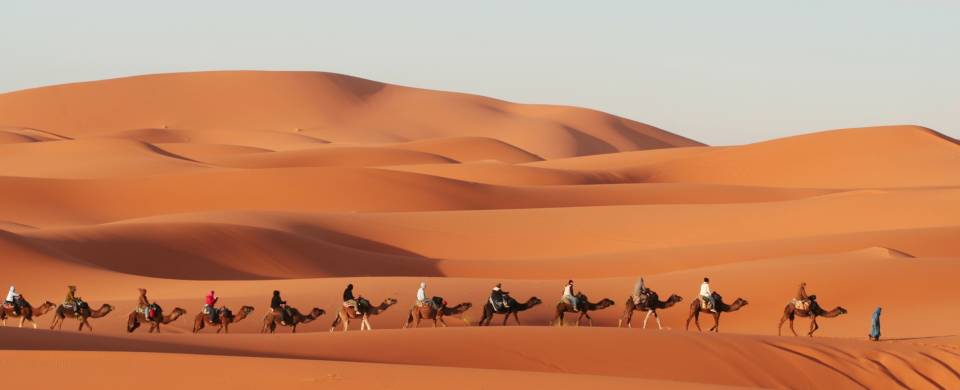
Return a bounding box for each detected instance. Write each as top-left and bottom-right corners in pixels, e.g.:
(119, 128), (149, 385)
(693, 311), (702, 332)
(808, 317), (819, 337)
(292, 323), (298, 333)
(18, 317), (24, 328)
(439, 317), (448, 327)
(343, 316), (350, 332)
(710, 313), (720, 332)
(502, 313), (510, 326)
(512, 312), (521, 326)
(642, 310), (653, 329)
(789, 315), (798, 337)
(621, 309), (634, 328)
(31, 318), (38, 329)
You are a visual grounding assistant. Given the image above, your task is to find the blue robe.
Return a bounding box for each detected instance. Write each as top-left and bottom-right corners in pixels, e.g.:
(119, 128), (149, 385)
(869, 307), (882, 339)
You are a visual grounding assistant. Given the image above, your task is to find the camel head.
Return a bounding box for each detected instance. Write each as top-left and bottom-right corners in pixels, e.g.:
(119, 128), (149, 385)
(527, 297), (543, 307)
(239, 306), (255, 316)
(597, 298), (615, 309)
(731, 298), (749, 309)
(822, 306), (849, 318)
(448, 302), (473, 314)
(667, 294), (683, 303)
(309, 308), (326, 318)
(380, 298), (398, 309)
(41, 301), (57, 310)
(171, 307), (187, 316)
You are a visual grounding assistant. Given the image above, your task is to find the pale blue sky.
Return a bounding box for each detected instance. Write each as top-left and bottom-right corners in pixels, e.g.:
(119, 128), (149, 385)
(2, 1), (957, 145)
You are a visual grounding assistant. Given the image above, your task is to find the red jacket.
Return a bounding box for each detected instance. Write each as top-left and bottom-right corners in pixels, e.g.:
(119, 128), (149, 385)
(205, 292), (218, 306)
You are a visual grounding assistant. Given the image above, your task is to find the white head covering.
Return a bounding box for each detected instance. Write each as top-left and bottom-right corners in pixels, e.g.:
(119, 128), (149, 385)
(419, 282), (426, 289)
(8, 286), (13, 293)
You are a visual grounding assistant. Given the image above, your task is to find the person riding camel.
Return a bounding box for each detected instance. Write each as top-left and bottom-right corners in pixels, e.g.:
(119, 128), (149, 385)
(700, 277), (716, 313)
(563, 280), (579, 312)
(490, 283), (510, 311)
(270, 290), (291, 325)
(343, 284), (361, 316)
(4, 285), (21, 315)
(204, 290), (219, 322)
(64, 285), (81, 315)
(137, 288), (152, 320)
(633, 277), (650, 304)
(794, 282), (812, 310)
(416, 282), (439, 311)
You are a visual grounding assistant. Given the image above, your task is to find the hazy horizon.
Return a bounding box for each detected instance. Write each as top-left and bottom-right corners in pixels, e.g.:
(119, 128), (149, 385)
(3, 1), (957, 145)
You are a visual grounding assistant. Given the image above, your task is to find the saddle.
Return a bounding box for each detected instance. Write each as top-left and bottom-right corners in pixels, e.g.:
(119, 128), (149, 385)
(204, 306), (221, 323)
(632, 290), (656, 306)
(791, 299), (810, 311)
(490, 296), (515, 313)
(146, 303), (162, 321)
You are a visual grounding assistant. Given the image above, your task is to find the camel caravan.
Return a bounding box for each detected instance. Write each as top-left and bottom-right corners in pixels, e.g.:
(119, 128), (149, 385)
(0, 278), (851, 337)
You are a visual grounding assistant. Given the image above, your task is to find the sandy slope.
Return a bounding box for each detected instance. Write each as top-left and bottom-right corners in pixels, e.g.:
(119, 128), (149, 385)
(0, 71), (958, 389)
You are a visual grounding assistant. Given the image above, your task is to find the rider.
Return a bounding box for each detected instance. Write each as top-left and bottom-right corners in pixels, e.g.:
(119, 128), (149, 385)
(416, 282), (438, 311)
(794, 282), (814, 310)
(562, 280), (579, 311)
(137, 288), (151, 319)
(64, 285), (81, 315)
(4, 285), (21, 315)
(270, 290), (291, 324)
(633, 277), (649, 304)
(700, 277), (716, 313)
(343, 284), (361, 315)
(204, 290), (219, 322)
(490, 283), (510, 310)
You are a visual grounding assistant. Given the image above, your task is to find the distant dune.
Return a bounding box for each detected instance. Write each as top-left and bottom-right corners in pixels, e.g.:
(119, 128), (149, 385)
(0, 71), (958, 389)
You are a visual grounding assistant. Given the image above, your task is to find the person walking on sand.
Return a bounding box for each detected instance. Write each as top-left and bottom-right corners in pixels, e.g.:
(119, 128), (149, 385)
(869, 307), (882, 341)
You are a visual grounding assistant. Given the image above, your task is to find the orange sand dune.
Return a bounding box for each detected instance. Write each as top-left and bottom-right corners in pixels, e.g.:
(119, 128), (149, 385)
(627, 125), (960, 188)
(0, 72), (958, 389)
(0, 71), (700, 158)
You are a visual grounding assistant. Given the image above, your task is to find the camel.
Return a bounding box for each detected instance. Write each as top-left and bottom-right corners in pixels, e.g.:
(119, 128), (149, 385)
(778, 298), (847, 337)
(329, 297), (398, 332)
(618, 291), (684, 329)
(126, 305), (186, 333)
(193, 306), (255, 334)
(49, 302), (114, 332)
(261, 307), (325, 333)
(550, 294), (614, 327)
(478, 296), (542, 326)
(685, 292), (748, 333)
(402, 301), (473, 328)
(0, 297), (57, 329)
